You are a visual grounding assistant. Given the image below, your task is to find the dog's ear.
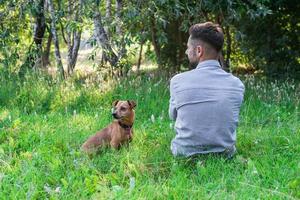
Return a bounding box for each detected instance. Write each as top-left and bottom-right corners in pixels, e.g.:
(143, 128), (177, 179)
(112, 100), (119, 107)
(127, 100), (136, 109)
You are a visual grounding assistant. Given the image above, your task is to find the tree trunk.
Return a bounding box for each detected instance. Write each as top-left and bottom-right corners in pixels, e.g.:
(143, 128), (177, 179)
(66, 0), (82, 76)
(161, 18), (188, 72)
(224, 25), (231, 72)
(176, 19), (183, 72)
(105, 0), (111, 38)
(93, 0), (118, 67)
(150, 16), (161, 68)
(105, 0), (112, 19)
(43, 28), (52, 67)
(69, 31), (81, 74)
(33, 0), (46, 68)
(48, 0), (65, 80)
(137, 40), (144, 72)
(66, 30), (81, 76)
(115, 0), (121, 36)
(19, 0), (46, 77)
(66, 0), (72, 75)
(116, 0), (126, 59)
(60, 21), (68, 44)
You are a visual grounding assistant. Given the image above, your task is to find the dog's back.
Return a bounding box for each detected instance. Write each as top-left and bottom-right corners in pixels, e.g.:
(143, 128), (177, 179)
(81, 126), (111, 154)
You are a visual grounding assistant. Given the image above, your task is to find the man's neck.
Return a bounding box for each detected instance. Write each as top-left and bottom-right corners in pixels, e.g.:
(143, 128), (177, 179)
(199, 56), (218, 63)
(195, 59), (221, 69)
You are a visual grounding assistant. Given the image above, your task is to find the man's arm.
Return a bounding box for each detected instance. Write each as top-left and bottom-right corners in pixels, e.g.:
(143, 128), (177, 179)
(169, 80), (177, 121)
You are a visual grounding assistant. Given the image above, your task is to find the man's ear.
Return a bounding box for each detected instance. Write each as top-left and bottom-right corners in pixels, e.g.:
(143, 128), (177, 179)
(112, 100), (119, 107)
(197, 45), (203, 57)
(127, 100), (136, 109)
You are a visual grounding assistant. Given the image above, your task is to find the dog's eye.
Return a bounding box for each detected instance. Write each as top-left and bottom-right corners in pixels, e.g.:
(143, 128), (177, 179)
(120, 107), (126, 111)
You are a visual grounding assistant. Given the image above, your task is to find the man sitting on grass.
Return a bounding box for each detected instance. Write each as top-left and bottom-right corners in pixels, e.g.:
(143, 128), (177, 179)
(169, 22), (245, 158)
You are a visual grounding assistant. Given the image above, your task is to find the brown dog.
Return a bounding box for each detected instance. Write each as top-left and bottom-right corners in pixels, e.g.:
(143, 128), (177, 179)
(81, 100), (136, 154)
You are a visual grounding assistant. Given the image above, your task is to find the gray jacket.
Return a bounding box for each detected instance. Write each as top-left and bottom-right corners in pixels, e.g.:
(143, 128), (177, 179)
(169, 60), (245, 157)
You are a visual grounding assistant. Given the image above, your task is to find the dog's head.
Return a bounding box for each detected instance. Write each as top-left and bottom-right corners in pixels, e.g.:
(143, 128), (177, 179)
(111, 100), (136, 123)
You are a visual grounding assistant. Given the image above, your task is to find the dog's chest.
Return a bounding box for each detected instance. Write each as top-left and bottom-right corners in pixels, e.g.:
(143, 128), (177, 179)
(121, 128), (132, 140)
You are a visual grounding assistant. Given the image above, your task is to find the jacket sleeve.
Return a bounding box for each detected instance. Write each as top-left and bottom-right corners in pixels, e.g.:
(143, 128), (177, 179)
(169, 79), (177, 121)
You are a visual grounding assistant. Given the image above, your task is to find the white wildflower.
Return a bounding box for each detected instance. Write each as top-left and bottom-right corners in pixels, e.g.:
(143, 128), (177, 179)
(55, 187), (61, 193)
(129, 177), (135, 191)
(253, 168), (258, 175)
(112, 185), (122, 192)
(0, 173), (4, 182)
(151, 114), (155, 123)
(44, 184), (52, 194)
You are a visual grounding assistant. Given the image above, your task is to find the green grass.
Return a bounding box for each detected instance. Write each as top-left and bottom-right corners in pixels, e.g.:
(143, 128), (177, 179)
(0, 72), (299, 199)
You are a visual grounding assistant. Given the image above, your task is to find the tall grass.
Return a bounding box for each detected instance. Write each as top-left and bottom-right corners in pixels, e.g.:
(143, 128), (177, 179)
(0, 71), (299, 199)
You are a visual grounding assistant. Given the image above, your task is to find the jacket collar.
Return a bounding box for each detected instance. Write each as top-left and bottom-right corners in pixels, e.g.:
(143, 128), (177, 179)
(196, 60), (221, 69)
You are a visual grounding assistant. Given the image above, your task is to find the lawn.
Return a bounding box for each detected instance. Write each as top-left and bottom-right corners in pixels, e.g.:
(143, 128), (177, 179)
(0, 72), (299, 199)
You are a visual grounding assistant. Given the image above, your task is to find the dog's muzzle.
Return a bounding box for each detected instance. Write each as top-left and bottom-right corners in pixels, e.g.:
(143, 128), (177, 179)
(112, 112), (120, 119)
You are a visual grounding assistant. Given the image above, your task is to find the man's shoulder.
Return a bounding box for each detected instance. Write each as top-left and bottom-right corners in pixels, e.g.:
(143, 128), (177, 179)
(227, 73), (245, 92)
(231, 74), (245, 87)
(170, 70), (194, 83)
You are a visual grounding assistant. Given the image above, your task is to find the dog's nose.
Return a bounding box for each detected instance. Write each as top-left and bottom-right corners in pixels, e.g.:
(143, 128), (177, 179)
(112, 112), (118, 118)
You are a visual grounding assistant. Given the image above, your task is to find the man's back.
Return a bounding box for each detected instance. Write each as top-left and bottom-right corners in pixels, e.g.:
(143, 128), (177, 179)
(169, 60), (245, 157)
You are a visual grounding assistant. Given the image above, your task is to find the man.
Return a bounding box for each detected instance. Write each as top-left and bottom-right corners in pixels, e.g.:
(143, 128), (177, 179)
(169, 22), (245, 158)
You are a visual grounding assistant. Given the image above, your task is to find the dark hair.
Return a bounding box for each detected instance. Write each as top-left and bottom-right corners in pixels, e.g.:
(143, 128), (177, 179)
(189, 22), (224, 52)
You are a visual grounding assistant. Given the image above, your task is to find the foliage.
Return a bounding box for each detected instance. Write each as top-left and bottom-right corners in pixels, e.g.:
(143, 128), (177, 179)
(0, 0), (299, 77)
(0, 0), (32, 73)
(234, 0), (300, 77)
(122, 0), (291, 73)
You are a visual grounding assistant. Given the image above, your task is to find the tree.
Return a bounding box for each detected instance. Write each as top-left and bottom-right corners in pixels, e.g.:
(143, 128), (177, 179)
(18, 0), (47, 77)
(92, 0), (129, 76)
(93, 0), (118, 67)
(48, 0), (65, 80)
(1, 0), (299, 79)
(42, 27), (52, 67)
(235, 0), (300, 77)
(65, 0), (83, 76)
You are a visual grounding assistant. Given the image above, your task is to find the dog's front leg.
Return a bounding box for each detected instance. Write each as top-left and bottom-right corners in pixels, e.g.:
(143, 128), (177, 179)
(110, 140), (120, 150)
